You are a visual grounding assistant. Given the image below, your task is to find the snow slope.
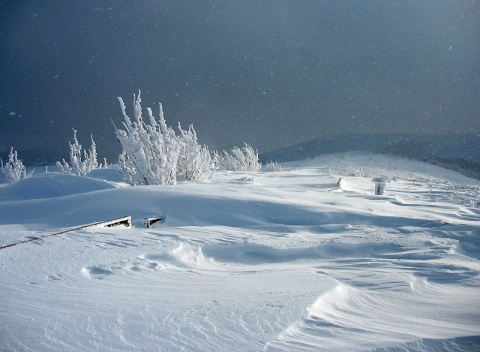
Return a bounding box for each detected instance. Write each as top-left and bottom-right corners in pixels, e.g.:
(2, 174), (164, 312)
(260, 134), (480, 180)
(0, 153), (479, 351)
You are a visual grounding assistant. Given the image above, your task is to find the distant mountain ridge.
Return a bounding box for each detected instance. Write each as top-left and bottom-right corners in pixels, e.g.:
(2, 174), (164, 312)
(260, 134), (480, 179)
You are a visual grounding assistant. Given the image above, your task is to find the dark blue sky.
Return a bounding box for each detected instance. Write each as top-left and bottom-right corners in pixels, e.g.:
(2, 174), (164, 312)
(1, 0), (479, 164)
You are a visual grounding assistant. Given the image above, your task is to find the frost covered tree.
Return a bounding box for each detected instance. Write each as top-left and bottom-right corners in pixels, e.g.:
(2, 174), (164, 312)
(176, 123), (214, 182)
(1, 147), (33, 185)
(114, 91), (178, 185)
(115, 91), (215, 185)
(115, 90), (258, 185)
(218, 143), (261, 172)
(57, 129), (100, 176)
(264, 161), (281, 172)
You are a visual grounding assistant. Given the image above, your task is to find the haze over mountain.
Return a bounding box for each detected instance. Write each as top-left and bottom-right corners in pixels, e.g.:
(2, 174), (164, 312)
(260, 133), (480, 179)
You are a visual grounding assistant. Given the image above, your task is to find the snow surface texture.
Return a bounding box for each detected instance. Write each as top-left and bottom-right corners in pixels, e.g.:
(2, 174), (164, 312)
(0, 153), (479, 351)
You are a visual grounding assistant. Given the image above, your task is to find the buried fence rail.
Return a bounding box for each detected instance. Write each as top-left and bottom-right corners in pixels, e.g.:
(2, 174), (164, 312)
(144, 216), (165, 228)
(0, 216), (132, 250)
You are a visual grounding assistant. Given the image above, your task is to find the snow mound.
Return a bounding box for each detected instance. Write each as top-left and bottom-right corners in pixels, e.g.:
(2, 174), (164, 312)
(0, 173), (115, 200)
(0, 153), (479, 351)
(86, 168), (125, 182)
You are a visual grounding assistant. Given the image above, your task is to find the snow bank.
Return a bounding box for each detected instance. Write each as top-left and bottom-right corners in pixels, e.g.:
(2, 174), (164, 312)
(0, 173), (115, 201)
(0, 153), (479, 351)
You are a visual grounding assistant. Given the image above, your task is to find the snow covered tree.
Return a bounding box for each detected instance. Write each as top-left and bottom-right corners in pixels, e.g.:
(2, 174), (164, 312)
(56, 159), (72, 174)
(216, 150), (237, 171)
(264, 161), (281, 172)
(115, 91), (216, 185)
(116, 92), (218, 185)
(115, 91), (180, 185)
(176, 123), (214, 182)
(57, 129), (100, 176)
(115, 90), (260, 185)
(218, 143), (261, 172)
(1, 147), (33, 185)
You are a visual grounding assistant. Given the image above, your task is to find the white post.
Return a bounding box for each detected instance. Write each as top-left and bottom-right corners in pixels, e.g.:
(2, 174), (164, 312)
(373, 178), (387, 195)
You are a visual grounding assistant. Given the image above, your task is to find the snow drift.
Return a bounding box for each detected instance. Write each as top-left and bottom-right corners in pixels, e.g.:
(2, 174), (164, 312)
(0, 153), (479, 351)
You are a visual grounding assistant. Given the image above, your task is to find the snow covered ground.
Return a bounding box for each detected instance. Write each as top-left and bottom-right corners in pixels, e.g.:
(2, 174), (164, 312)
(0, 153), (479, 351)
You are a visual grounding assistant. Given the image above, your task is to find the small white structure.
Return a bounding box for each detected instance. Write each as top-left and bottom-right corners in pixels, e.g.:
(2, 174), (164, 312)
(373, 178), (387, 195)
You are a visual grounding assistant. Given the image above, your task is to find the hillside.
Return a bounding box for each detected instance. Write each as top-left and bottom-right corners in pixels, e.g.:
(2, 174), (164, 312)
(0, 153), (479, 351)
(260, 134), (480, 179)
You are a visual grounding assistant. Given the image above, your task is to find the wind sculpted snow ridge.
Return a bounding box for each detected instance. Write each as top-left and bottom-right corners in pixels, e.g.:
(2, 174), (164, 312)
(0, 153), (479, 351)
